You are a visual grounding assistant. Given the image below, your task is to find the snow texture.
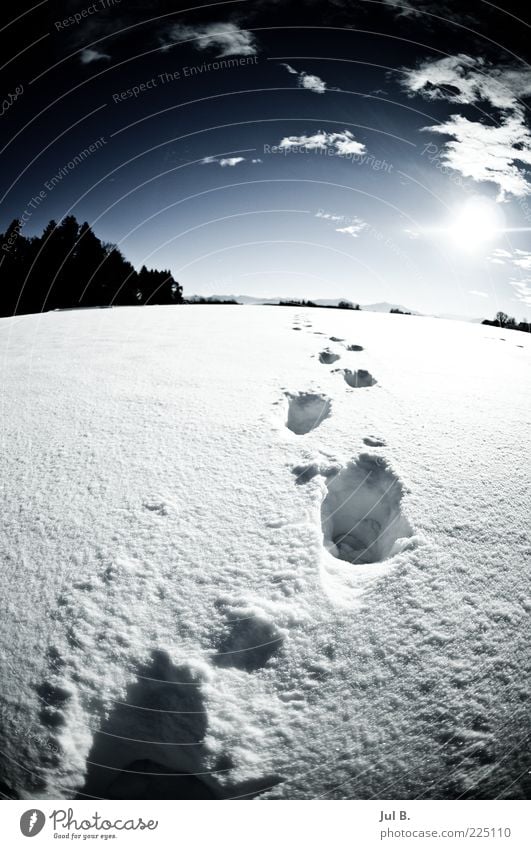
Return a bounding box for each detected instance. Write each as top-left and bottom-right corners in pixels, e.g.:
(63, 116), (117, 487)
(0, 305), (528, 800)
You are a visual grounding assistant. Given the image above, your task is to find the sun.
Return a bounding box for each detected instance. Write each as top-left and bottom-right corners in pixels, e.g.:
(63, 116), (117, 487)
(447, 196), (505, 250)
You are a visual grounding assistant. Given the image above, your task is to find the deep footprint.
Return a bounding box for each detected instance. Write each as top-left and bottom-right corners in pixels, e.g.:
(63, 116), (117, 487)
(347, 344), (364, 352)
(78, 650), (214, 800)
(286, 392), (331, 435)
(342, 369), (376, 388)
(319, 349), (340, 364)
(321, 454), (413, 565)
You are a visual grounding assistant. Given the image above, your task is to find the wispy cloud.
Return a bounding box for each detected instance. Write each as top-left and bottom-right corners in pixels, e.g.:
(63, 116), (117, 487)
(201, 155), (261, 167)
(402, 55), (531, 200)
(202, 156), (246, 167)
(402, 55), (531, 110)
(509, 279), (531, 307)
(336, 219), (368, 238)
(489, 247), (531, 268)
(278, 130), (366, 156)
(316, 211), (346, 222)
(281, 64), (328, 94)
(488, 247), (531, 307)
(315, 210), (367, 237)
(163, 22), (257, 57)
(469, 289), (489, 298)
(80, 48), (110, 65)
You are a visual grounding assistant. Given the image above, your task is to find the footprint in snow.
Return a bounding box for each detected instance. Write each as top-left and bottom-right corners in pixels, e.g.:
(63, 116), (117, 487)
(291, 462), (320, 485)
(143, 500), (168, 516)
(319, 349), (340, 365)
(363, 435), (386, 447)
(321, 454), (413, 565)
(285, 392), (331, 435)
(341, 368), (377, 388)
(213, 610), (284, 672)
(329, 336), (344, 342)
(346, 344), (364, 352)
(79, 650), (214, 800)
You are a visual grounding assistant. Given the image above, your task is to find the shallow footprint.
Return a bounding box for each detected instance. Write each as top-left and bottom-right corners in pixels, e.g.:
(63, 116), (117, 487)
(285, 392), (331, 434)
(319, 349), (340, 365)
(363, 436), (386, 447)
(213, 609), (284, 672)
(342, 369), (377, 388)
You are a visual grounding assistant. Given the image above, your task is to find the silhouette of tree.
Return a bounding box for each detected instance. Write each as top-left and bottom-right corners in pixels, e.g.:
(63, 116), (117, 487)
(0, 216), (183, 316)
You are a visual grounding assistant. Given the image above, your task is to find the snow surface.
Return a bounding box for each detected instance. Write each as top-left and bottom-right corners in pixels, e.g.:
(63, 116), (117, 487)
(0, 305), (529, 800)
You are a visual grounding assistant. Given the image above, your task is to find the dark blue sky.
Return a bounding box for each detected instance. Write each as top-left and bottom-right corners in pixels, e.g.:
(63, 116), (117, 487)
(2, 0), (531, 317)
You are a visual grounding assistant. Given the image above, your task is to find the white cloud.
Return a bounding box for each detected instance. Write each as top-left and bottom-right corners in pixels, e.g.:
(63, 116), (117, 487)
(488, 247), (531, 307)
(426, 113), (531, 200)
(316, 211), (367, 236)
(165, 22), (257, 57)
(278, 130), (366, 156)
(202, 156), (246, 167)
(281, 63), (327, 94)
(336, 219), (368, 238)
(402, 55), (531, 200)
(316, 211), (345, 222)
(509, 279), (531, 307)
(402, 55), (531, 111)
(489, 247), (531, 268)
(80, 48), (110, 64)
(404, 228), (420, 239)
(469, 289), (489, 298)
(513, 254), (531, 270)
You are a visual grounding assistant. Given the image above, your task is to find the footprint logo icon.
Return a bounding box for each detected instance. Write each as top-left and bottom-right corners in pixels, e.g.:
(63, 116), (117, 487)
(20, 809), (45, 837)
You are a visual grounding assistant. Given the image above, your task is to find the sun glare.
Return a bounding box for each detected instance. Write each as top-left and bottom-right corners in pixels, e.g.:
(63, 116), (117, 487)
(447, 197), (505, 250)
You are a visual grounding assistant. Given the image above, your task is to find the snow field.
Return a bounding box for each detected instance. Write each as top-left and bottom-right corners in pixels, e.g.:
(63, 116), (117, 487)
(0, 305), (528, 799)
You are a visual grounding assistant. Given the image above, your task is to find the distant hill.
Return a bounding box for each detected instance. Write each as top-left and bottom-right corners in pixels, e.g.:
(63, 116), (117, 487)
(184, 294), (421, 313)
(362, 302), (421, 315)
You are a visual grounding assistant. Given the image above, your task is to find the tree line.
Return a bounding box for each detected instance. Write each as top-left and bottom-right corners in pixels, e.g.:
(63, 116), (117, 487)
(277, 299), (361, 309)
(482, 311), (530, 334)
(0, 216), (183, 317)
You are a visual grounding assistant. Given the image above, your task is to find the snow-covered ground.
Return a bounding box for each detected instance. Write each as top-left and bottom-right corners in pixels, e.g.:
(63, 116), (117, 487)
(0, 305), (528, 800)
